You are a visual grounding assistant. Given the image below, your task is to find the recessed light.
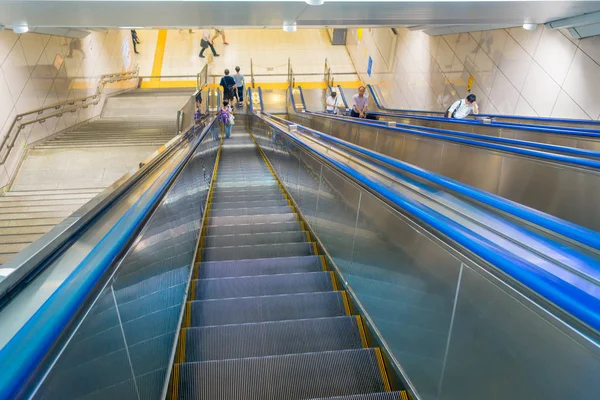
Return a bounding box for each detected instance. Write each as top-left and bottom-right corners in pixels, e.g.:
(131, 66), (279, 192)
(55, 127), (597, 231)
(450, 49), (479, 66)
(283, 22), (297, 33)
(522, 23), (537, 31)
(306, 0), (325, 5)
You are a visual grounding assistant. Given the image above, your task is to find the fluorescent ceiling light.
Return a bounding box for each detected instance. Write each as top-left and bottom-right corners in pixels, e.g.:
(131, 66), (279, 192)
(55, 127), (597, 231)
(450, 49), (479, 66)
(306, 0), (325, 5)
(522, 23), (537, 31)
(13, 25), (29, 34)
(119, 26), (143, 29)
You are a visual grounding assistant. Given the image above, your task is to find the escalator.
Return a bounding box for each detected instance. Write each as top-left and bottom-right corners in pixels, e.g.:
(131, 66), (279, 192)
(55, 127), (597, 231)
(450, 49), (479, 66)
(170, 127), (401, 399)
(2, 93), (599, 400)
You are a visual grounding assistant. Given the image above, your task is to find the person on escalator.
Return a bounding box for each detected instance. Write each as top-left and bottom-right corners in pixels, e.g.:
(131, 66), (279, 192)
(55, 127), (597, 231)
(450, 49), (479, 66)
(220, 69), (236, 102)
(233, 66), (245, 106)
(326, 91), (344, 114)
(351, 86), (377, 120)
(445, 94), (478, 119)
(219, 100), (234, 139)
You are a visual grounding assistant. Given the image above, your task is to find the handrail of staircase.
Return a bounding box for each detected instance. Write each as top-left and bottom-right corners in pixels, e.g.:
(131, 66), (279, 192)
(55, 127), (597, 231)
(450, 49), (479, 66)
(196, 64), (209, 91)
(0, 66), (140, 165)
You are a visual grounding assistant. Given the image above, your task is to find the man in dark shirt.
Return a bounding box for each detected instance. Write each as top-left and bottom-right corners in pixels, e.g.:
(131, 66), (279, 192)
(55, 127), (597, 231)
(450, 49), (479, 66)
(220, 69), (236, 101)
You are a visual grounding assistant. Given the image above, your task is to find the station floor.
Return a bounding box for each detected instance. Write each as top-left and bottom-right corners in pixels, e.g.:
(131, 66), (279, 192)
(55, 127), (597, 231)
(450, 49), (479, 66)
(133, 29), (360, 89)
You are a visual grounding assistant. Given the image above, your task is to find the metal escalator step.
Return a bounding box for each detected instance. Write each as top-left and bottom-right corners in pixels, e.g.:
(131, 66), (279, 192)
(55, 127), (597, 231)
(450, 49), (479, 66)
(210, 199), (289, 210)
(184, 316), (364, 362)
(208, 213), (298, 227)
(199, 255), (323, 278)
(203, 231), (308, 248)
(202, 241), (315, 261)
(307, 393), (403, 400)
(210, 192), (285, 203)
(194, 271), (332, 300)
(215, 181), (278, 189)
(206, 221), (303, 236)
(212, 186), (282, 196)
(209, 205), (293, 217)
(177, 348), (388, 399)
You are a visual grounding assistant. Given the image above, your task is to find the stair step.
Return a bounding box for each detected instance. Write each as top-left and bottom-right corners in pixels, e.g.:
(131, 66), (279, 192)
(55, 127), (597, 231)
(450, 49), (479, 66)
(206, 221), (303, 236)
(184, 316), (364, 362)
(190, 291), (348, 326)
(199, 255), (323, 279)
(194, 271), (333, 300)
(203, 231), (308, 248)
(0, 211), (71, 221)
(202, 241), (315, 261)
(0, 204), (83, 214)
(0, 199), (88, 208)
(177, 348), (388, 399)
(0, 225), (54, 235)
(0, 234), (43, 244)
(0, 218), (65, 228)
(212, 185), (281, 195)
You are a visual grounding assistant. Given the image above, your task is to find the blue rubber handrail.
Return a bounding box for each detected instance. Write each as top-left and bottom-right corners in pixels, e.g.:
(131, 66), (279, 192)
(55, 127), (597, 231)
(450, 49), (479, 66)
(297, 88), (600, 159)
(295, 109), (600, 169)
(365, 84), (600, 130)
(317, 111), (600, 160)
(297, 85), (308, 111)
(260, 114), (600, 333)
(368, 109), (600, 137)
(284, 119), (600, 251)
(247, 87), (254, 114)
(257, 86), (265, 112)
(0, 119), (217, 399)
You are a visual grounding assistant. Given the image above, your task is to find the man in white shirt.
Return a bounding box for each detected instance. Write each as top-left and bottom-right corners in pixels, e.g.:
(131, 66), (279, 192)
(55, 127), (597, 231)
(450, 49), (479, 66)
(326, 91), (344, 114)
(445, 94), (478, 119)
(199, 29), (219, 58)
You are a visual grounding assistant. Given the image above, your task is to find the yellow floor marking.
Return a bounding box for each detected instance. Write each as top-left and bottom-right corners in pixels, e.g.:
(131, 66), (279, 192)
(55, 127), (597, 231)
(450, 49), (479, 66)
(140, 80), (363, 90)
(151, 30), (168, 81)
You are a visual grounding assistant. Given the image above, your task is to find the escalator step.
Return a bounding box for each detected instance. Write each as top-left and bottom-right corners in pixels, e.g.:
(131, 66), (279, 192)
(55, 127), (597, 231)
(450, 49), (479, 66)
(177, 348), (388, 399)
(209, 205), (293, 217)
(184, 316), (364, 361)
(202, 241), (315, 261)
(208, 213), (298, 227)
(194, 271), (333, 300)
(215, 181), (278, 189)
(203, 231), (308, 248)
(206, 221), (303, 236)
(199, 255), (323, 278)
(307, 393), (403, 400)
(210, 192), (285, 203)
(210, 199), (289, 210)
(190, 291), (347, 326)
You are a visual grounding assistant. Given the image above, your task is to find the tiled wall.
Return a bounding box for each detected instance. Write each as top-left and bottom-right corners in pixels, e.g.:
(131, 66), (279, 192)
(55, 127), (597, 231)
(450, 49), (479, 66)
(0, 29), (135, 189)
(347, 26), (600, 119)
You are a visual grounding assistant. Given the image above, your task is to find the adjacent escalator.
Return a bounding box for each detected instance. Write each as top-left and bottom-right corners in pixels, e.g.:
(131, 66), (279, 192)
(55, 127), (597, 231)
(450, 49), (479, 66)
(170, 127), (402, 399)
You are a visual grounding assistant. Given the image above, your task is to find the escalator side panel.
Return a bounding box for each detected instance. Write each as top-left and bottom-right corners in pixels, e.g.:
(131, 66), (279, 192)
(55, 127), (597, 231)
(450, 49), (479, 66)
(32, 127), (221, 400)
(250, 115), (600, 400)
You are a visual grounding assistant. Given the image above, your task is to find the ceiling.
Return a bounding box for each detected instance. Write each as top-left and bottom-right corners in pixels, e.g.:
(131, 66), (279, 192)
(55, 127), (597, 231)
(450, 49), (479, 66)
(1, 1), (600, 29)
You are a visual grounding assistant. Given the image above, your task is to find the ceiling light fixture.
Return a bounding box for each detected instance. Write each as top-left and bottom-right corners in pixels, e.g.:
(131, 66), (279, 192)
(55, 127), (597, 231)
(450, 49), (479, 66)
(13, 25), (29, 34)
(283, 22), (297, 33)
(522, 23), (537, 31)
(306, 0), (325, 5)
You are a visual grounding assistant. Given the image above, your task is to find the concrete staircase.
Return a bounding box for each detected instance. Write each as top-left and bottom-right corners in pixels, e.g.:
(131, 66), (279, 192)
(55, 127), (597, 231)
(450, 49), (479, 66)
(0, 89), (191, 267)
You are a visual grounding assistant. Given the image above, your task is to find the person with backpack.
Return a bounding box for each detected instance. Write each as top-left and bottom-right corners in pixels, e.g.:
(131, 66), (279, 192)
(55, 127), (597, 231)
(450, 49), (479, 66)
(219, 100), (234, 139)
(445, 94), (478, 119)
(220, 69), (236, 102)
(233, 66), (245, 106)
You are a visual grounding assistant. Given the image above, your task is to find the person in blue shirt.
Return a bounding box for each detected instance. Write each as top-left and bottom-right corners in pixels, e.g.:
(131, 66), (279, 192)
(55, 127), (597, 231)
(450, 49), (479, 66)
(233, 66), (245, 106)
